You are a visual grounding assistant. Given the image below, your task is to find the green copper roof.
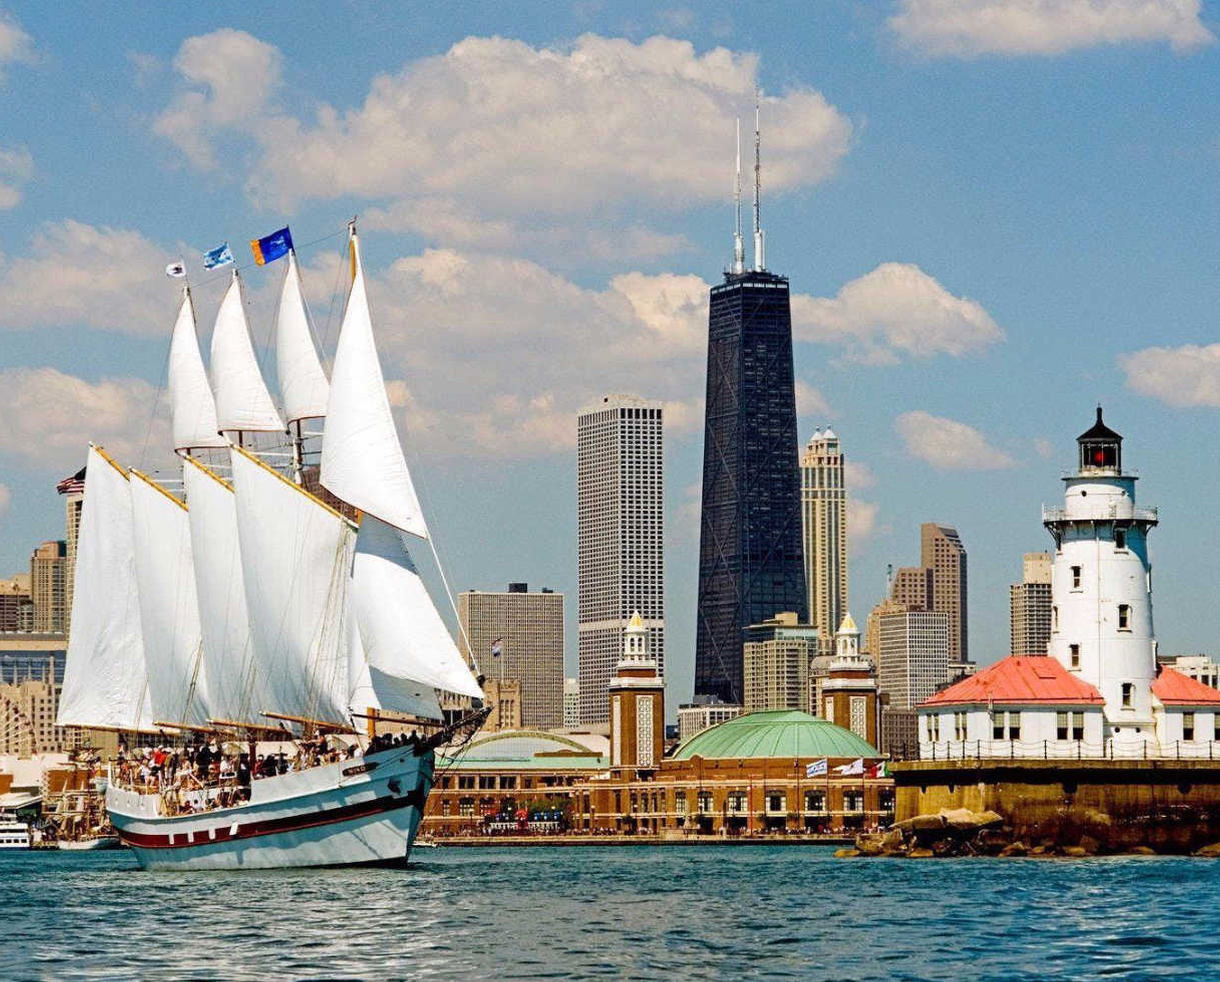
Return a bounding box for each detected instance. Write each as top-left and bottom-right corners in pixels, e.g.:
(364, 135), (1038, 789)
(672, 710), (880, 761)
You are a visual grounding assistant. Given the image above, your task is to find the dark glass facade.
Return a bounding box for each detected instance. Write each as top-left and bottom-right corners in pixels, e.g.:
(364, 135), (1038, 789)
(694, 270), (807, 704)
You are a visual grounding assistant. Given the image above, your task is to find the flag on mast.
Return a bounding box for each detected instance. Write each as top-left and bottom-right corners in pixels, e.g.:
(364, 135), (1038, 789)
(203, 242), (235, 269)
(490, 638), (503, 658)
(250, 226), (293, 266)
(165, 261), (186, 278)
(806, 758), (828, 778)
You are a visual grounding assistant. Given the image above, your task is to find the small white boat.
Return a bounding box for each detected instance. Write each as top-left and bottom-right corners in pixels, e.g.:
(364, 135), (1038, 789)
(57, 835), (122, 851)
(0, 812), (31, 850)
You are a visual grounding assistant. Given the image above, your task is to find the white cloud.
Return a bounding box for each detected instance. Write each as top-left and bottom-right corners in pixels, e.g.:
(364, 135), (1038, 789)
(844, 460), (876, 490)
(0, 220), (179, 335)
(0, 9), (33, 81)
(795, 380), (832, 419)
(0, 368), (171, 473)
(0, 145), (32, 209)
(895, 410), (1015, 470)
(1119, 343), (1220, 407)
(890, 0), (1213, 57)
(153, 31), (851, 259)
(354, 248), (712, 457)
(792, 262), (1003, 364)
(848, 498), (880, 553)
(154, 29), (281, 170)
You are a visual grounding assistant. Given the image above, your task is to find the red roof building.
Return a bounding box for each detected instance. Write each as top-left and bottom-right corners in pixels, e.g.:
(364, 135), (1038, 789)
(1151, 667), (1220, 706)
(922, 656), (1104, 708)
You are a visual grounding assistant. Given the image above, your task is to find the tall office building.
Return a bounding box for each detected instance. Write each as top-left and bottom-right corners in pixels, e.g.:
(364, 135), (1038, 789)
(922, 523), (968, 664)
(0, 575), (32, 633)
(891, 566), (933, 613)
(57, 465), (85, 634)
(742, 612), (818, 713)
(877, 608), (949, 757)
(1010, 552), (1052, 655)
(30, 541), (67, 634)
(458, 584), (564, 729)
(577, 394), (665, 726)
(563, 678), (581, 730)
(694, 110), (806, 704)
(801, 429), (848, 657)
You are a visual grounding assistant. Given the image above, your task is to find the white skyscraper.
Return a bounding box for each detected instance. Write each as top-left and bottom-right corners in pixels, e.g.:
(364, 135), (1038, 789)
(578, 394), (664, 726)
(801, 428), (848, 657)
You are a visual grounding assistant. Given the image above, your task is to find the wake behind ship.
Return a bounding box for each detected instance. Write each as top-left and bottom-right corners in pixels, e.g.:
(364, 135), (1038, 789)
(56, 223), (486, 870)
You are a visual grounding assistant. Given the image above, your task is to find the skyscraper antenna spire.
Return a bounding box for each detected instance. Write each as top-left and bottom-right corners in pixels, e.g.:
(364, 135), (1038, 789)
(732, 117), (745, 275)
(752, 89), (765, 272)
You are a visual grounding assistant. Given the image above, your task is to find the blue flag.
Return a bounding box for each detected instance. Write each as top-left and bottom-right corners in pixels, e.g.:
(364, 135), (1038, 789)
(202, 242), (234, 270)
(250, 226), (293, 266)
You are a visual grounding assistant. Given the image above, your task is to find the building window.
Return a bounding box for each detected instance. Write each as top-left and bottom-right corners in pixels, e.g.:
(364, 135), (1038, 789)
(697, 791), (712, 814)
(805, 791), (825, 813)
(500, 776), (517, 790)
(850, 697), (867, 739)
(1007, 712), (1022, 741)
(727, 792), (747, 814)
(459, 797), (475, 817)
(954, 712), (967, 742)
(1122, 683), (1134, 708)
(478, 775), (496, 790)
(1118, 604), (1131, 630)
(1057, 712), (1069, 741)
(1072, 712), (1085, 741)
(1115, 528), (1127, 550)
(766, 793), (786, 814)
(458, 776), (475, 790)
(1184, 712), (1195, 741)
(1071, 566), (1082, 589)
(992, 714), (1004, 740)
(824, 697), (834, 724)
(1070, 644), (1080, 669)
(843, 791), (863, 813)
(675, 794), (687, 816)
(927, 714), (940, 742)
(1052, 606), (1059, 631)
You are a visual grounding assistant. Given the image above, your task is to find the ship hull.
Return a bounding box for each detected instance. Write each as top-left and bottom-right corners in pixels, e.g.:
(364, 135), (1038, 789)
(106, 745), (433, 871)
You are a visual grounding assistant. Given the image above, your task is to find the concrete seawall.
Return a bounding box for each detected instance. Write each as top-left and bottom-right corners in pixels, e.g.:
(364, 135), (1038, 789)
(893, 758), (1220, 853)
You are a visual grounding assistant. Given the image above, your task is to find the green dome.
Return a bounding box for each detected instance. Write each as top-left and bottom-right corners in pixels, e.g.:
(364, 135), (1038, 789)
(673, 710), (879, 761)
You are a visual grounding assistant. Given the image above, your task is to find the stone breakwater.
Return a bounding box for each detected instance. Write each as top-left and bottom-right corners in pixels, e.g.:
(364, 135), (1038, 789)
(838, 807), (1220, 859)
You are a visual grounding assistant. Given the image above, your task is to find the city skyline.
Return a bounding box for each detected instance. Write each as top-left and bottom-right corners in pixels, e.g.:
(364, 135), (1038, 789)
(4, 3), (1220, 713)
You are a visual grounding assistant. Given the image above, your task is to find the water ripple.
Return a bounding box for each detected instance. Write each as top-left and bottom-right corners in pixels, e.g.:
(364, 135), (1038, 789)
(3, 847), (1216, 980)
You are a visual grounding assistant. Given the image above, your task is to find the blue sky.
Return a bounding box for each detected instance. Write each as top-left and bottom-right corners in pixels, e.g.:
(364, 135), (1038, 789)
(2, 1), (1220, 708)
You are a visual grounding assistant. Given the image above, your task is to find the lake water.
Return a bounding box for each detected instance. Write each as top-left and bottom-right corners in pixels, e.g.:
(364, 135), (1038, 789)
(4, 845), (1216, 980)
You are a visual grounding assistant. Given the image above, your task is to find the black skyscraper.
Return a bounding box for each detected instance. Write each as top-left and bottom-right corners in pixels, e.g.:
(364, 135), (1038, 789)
(694, 268), (807, 704)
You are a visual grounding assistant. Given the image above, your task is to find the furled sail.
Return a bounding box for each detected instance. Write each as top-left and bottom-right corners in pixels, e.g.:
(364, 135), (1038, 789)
(182, 457), (271, 724)
(168, 288), (227, 452)
(211, 274), (284, 434)
(319, 229), (428, 539)
(230, 446), (355, 726)
(57, 446), (153, 730)
(129, 471), (209, 726)
(276, 250), (330, 423)
(350, 516), (483, 714)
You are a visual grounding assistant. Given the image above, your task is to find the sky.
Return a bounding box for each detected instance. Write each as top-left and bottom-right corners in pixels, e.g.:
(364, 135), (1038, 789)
(2, 1), (1220, 711)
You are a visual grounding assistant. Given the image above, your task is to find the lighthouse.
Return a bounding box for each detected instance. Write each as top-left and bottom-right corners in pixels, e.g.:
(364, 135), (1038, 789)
(1042, 407), (1158, 749)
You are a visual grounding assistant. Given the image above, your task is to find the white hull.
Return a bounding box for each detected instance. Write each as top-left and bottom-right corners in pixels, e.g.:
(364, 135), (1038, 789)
(57, 836), (122, 851)
(106, 745), (433, 871)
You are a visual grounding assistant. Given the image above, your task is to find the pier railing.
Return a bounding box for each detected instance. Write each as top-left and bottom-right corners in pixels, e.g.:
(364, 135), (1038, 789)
(915, 738), (1220, 762)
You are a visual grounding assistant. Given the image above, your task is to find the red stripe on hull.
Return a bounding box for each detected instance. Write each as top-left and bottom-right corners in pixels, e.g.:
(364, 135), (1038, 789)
(115, 788), (423, 850)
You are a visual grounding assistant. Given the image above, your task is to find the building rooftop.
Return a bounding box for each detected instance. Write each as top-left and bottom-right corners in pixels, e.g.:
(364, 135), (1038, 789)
(1151, 667), (1220, 706)
(672, 710), (879, 761)
(922, 656), (1104, 708)
(439, 730), (608, 770)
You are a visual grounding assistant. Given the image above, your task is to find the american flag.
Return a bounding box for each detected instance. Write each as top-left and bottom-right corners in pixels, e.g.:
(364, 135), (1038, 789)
(56, 466), (85, 496)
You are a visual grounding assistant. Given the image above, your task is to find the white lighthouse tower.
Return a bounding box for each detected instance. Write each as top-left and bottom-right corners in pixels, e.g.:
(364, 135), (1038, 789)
(1043, 407), (1158, 751)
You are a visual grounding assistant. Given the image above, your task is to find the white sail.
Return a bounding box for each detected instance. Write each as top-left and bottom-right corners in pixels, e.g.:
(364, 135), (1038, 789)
(211, 275), (284, 434)
(182, 457), (270, 724)
(57, 446), (152, 730)
(230, 446), (355, 726)
(168, 288), (227, 452)
(129, 472), (208, 726)
(350, 516), (482, 704)
(277, 251), (330, 423)
(319, 231), (428, 538)
(345, 613), (443, 722)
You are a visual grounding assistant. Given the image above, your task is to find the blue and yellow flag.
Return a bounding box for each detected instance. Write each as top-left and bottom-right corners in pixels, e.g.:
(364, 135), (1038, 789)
(250, 226), (293, 266)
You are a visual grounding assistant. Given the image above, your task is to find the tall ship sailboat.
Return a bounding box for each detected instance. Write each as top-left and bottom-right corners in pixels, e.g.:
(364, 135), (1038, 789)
(55, 224), (486, 870)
